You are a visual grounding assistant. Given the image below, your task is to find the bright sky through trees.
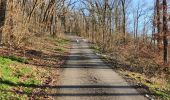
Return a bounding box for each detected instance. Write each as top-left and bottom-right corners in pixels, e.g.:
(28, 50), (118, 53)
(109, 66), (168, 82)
(66, 0), (155, 35)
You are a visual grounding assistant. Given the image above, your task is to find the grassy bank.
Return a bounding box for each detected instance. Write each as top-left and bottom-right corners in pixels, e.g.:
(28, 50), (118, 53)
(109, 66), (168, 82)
(0, 56), (46, 99)
(0, 36), (70, 100)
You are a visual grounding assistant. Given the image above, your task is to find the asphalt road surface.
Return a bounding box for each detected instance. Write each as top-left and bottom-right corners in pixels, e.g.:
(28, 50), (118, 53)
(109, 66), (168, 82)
(54, 36), (148, 100)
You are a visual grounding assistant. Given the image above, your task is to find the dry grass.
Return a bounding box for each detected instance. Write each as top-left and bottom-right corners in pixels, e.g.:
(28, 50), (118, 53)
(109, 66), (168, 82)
(0, 35), (71, 99)
(91, 37), (170, 100)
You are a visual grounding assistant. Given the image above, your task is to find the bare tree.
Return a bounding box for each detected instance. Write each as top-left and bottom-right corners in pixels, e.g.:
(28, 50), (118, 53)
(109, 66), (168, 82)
(156, 0), (162, 51)
(133, 1), (145, 40)
(162, 0), (168, 63)
(120, 0), (126, 43)
(0, 0), (6, 44)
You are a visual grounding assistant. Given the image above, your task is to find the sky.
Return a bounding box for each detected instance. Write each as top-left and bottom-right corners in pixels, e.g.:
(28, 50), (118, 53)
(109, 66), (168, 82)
(66, 0), (156, 35)
(128, 0), (155, 35)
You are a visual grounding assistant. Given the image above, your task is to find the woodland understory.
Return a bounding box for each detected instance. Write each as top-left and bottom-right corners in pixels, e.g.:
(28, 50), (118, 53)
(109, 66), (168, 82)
(0, 0), (169, 100)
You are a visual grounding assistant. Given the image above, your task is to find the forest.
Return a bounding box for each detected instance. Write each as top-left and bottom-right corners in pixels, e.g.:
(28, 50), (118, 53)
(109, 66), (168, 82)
(0, 0), (170, 100)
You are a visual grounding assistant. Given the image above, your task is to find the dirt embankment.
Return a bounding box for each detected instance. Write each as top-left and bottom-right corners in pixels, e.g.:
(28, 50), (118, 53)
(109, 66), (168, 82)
(0, 36), (71, 100)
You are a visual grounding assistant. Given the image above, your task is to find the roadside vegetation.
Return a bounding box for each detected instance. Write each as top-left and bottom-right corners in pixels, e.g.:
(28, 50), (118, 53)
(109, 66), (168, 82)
(76, 0), (170, 99)
(91, 44), (170, 100)
(0, 56), (45, 99)
(0, 0), (170, 100)
(0, 36), (70, 99)
(0, 0), (72, 99)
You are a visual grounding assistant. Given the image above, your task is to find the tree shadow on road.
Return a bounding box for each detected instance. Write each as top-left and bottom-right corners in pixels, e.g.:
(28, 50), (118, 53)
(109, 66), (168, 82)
(0, 79), (156, 97)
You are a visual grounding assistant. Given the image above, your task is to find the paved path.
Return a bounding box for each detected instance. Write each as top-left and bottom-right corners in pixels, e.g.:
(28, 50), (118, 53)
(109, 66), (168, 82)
(54, 36), (147, 100)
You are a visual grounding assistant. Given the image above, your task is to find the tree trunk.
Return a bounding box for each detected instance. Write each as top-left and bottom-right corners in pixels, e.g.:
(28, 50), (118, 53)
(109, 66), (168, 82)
(121, 0), (126, 43)
(0, 0), (7, 44)
(162, 0), (168, 63)
(156, 0), (161, 51)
